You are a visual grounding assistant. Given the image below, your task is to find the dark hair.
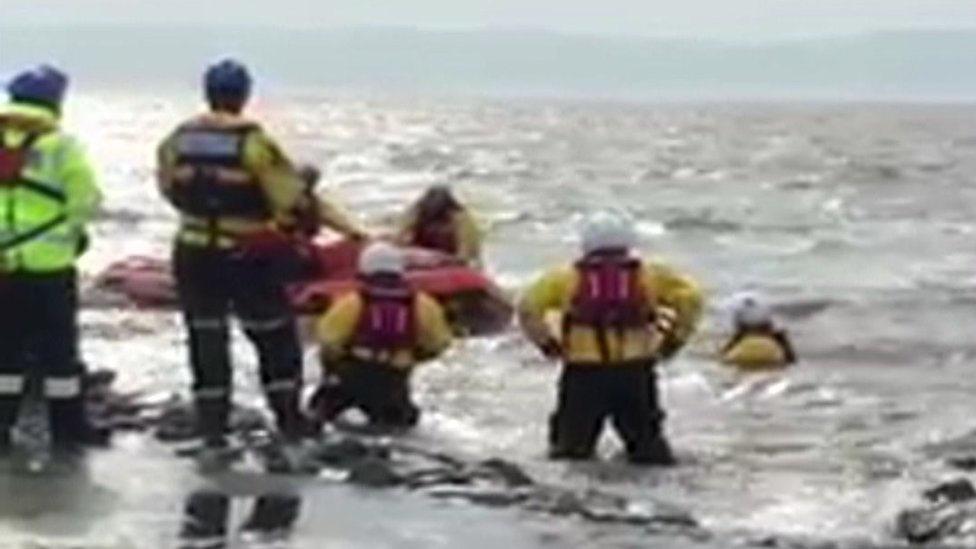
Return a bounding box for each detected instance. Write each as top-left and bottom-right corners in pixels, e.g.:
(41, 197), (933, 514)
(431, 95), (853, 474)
(207, 97), (246, 114)
(418, 186), (459, 221)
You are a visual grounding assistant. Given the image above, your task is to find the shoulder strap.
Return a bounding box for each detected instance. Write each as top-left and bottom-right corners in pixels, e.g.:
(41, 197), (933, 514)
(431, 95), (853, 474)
(0, 212), (68, 252)
(0, 129), (66, 203)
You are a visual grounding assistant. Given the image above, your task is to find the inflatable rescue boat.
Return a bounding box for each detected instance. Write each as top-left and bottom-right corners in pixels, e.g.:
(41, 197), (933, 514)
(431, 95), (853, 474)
(93, 239), (513, 336)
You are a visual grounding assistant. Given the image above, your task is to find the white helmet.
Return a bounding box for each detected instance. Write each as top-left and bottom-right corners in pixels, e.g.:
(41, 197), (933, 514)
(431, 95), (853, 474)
(580, 211), (636, 255)
(730, 291), (774, 328)
(358, 242), (405, 275)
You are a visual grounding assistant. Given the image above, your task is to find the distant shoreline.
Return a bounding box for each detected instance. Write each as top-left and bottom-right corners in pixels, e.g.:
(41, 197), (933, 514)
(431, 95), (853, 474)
(3, 25), (976, 101)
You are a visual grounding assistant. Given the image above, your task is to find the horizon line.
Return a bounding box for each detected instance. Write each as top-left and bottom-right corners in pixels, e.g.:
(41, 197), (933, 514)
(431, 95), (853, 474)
(3, 22), (976, 45)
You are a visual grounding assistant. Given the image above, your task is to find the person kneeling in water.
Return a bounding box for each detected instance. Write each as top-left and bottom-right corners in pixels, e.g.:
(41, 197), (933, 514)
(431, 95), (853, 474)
(309, 242), (453, 429)
(720, 293), (796, 371)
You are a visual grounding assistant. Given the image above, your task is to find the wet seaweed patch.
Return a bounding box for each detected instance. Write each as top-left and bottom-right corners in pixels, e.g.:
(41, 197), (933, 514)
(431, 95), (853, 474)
(82, 371), (709, 540)
(84, 369), (976, 549)
(895, 477), (976, 546)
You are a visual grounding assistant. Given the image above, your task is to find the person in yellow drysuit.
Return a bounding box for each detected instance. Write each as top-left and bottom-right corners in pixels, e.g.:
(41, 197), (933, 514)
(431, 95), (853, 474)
(156, 59), (366, 465)
(0, 65), (106, 452)
(518, 212), (703, 465)
(309, 242), (453, 429)
(396, 185), (482, 265)
(720, 292), (796, 371)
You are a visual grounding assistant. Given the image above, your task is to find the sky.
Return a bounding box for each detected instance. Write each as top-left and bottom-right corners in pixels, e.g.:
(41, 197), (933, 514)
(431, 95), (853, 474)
(2, 0), (976, 39)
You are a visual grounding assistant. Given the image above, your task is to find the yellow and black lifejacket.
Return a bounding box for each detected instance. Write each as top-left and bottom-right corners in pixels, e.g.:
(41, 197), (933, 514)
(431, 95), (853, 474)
(169, 123), (271, 222)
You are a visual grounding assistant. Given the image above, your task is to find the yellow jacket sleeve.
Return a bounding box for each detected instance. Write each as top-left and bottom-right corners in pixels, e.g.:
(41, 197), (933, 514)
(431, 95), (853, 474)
(57, 135), (102, 229)
(316, 293), (364, 360)
(517, 266), (573, 345)
(242, 130), (304, 223)
(415, 293), (453, 359)
(643, 262), (704, 345)
(316, 192), (366, 238)
(454, 208), (483, 265)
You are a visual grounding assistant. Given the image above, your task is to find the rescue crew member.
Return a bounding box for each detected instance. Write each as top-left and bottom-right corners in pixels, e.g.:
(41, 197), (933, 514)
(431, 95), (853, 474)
(290, 163), (365, 240)
(278, 163), (367, 280)
(720, 292), (796, 371)
(517, 212), (703, 465)
(310, 242), (452, 429)
(155, 59), (365, 460)
(0, 65), (105, 451)
(395, 185), (482, 265)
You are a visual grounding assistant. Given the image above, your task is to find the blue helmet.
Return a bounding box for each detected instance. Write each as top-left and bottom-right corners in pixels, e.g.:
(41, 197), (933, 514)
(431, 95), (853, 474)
(6, 65), (69, 110)
(203, 59), (252, 103)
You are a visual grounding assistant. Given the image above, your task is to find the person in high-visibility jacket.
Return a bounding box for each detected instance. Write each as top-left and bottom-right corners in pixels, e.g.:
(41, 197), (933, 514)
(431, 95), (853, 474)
(310, 242), (453, 429)
(395, 185), (482, 265)
(155, 59), (367, 461)
(720, 292), (795, 371)
(518, 212), (703, 465)
(0, 65), (105, 451)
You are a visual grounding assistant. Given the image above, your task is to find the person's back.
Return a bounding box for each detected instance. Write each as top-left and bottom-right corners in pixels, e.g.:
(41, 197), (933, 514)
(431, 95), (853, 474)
(0, 65), (105, 451)
(720, 293), (796, 371)
(156, 59), (313, 467)
(518, 212), (703, 465)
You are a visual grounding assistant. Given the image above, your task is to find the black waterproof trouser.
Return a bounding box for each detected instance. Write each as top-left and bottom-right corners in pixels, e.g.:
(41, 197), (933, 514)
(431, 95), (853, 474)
(548, 361), (668, 463)
(311, 358), (420, 429)
(173, 243), (304, 446)
(0, 269), (89, 444)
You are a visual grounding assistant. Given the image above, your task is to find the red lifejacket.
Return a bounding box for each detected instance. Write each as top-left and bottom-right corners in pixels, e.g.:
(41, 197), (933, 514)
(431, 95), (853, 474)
(564, 253), (655, 362)
(412, 212), (459, 255)
(0, 127), (48, 192)
(350, 280), (417, 357)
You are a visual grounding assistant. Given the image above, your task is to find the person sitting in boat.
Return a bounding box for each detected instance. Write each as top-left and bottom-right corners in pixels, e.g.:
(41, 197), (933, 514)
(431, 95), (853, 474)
(395, 185), (482, 265)
(720, 292), (796, 371)
(308, 242), (453, 430)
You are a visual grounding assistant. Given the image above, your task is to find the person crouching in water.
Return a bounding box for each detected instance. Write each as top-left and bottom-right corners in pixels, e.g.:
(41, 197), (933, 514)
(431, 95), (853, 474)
(720, 293), (796, 371)
(517, 212), (703, 465)
(309, 242), (453, 430)
(396, 185), (483, 266)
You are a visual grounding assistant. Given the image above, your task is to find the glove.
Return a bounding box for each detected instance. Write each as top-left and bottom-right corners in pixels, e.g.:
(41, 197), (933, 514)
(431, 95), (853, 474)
(655, 307), (678, 335)
(538, 337), (563, 360)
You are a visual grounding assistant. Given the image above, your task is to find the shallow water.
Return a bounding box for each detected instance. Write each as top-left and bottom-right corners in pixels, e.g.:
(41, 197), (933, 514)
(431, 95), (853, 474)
(8, 94), (976, 547)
